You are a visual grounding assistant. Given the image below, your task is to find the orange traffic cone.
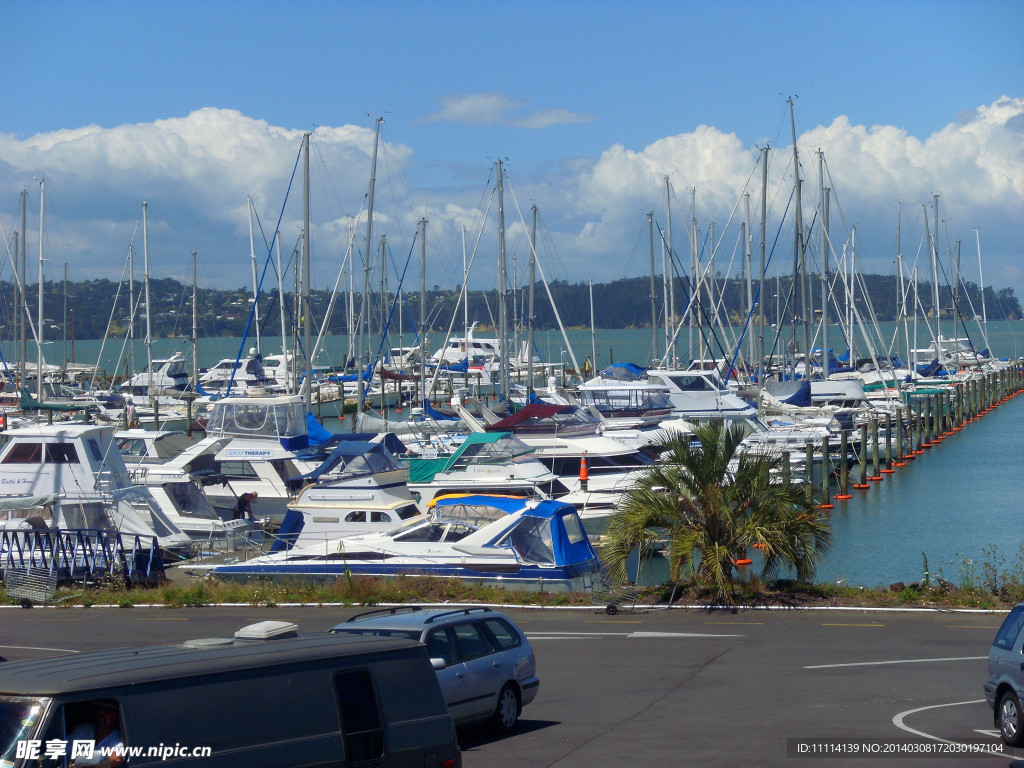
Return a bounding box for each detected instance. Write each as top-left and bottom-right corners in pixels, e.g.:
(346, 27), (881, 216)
(579, 451), (589, 492)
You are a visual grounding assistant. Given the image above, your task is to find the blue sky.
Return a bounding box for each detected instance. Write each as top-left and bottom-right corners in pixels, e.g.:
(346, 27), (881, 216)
(2, 0), (1023, 311)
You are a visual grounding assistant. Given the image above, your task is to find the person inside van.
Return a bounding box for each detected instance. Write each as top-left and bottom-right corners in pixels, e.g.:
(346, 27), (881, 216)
(67, 700), (125, 768)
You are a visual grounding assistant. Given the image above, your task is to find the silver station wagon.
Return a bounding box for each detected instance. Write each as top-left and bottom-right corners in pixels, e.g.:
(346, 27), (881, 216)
(332, 606), (539, 732)
(985, 602), (1024, 746)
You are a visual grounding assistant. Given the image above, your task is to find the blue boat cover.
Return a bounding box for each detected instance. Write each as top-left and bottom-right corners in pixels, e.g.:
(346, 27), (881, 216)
(306, 412), (333, 445)
(599, 362), (646, 381)
(431, 495), (598, 568)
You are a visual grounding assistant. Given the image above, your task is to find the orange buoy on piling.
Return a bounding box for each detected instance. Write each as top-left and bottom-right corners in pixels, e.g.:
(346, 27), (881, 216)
(579, 451), (589, 492)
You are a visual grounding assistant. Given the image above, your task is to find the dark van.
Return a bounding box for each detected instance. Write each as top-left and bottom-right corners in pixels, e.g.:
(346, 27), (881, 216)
(0, 622), (460, 767)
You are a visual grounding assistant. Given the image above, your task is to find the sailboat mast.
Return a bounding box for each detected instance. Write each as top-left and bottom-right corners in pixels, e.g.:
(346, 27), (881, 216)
(142, 202), (153, 398)
(192, 251), (199, 391)
(62, 262), (68, 377)
(37, 180), (45, 400)
(528, 205), (537, 391)
(277, 233), (289, 392)
(759, 147), (768, 382)
(744, 194), (753, 369)
(931, 194), (942, 354)
(648, 212), (657, 365)
(358, 119), (383, 419)
(248, 196), (261, 354)
(788, 99), (806, 378)
(496, 160), (510, 400)
(819, 151), (830, 379)
(301, 132), (312, 410)
(420, 218), (428, 404)
(18, 190), (27, 390)
(665, 176), (675, 367)
(589, 278), (596, 380)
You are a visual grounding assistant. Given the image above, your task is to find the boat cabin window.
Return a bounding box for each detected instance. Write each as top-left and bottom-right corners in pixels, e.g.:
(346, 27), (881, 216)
(345, 511), (367, 523)
(163, 482), (218, 519)
(370, 512), (391, 524)
(665, 374), (716, 392)
(395, 504), (420, 520)
(216, 460), (260, 479)
(562, 512), (586, 545)
(46, 443), (80, 464)
(2, 442), (43, 463)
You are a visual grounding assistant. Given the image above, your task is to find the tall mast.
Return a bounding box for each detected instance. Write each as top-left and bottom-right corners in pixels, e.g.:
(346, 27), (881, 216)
(276, 233), (289, 391)
(142, 201), (153, 398)
(744, 193), (753, 369)
(37, 180), (45, 400)
(301, 132), (312, 410)
(358, 118), (383, 420)
(496, 160), (510, 400)
(648, 212), (657, 365)
(248, 195), (261, 354)
(689, 189), (698, 363)
(897, 202), (909, 368)
(589, 279), (596, 379)
(788, 98), (806, 378)
(528, 205), (537, 391)
(419, 218), (427, 404)
(759, 147), (768, 383)
(191, 251), (199, 390)
(62, 262), (68, 375)
(819, 151), (830, 379)
(932, 194), (942, 352)
(665, 176), (675, 367)
(18, 190), (27, 389)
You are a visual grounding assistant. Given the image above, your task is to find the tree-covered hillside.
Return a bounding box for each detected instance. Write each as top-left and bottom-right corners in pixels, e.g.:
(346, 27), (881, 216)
(1, 274), (1019, 341)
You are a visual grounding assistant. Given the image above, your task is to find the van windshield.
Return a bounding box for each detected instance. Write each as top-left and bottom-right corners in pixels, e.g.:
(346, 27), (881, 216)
(0, 695), (49, 767)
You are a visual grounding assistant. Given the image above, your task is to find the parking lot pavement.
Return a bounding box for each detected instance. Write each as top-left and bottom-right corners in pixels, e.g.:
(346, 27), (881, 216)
(0, 604), (1019, 766)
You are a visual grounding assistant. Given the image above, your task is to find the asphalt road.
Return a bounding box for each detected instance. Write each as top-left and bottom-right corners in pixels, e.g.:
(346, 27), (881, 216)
(0, 603), (1020, 768)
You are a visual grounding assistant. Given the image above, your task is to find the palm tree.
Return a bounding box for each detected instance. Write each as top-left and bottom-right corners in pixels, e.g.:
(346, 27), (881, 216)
(602, 419), (831, 603)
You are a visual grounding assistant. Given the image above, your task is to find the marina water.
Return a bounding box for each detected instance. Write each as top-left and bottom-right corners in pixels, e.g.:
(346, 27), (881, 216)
(29, 319), (1024, 588)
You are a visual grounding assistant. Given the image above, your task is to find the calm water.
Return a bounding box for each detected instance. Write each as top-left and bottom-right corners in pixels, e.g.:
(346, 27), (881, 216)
(9, 320), (1023, 588)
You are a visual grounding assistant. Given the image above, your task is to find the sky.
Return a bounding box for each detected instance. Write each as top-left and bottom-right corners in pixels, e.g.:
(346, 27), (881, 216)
(2, 0), (1023, 314)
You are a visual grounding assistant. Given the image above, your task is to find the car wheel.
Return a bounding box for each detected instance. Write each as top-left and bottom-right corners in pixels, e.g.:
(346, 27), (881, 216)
(490, 683), (520, 733)
(999, 691), (1024, 747)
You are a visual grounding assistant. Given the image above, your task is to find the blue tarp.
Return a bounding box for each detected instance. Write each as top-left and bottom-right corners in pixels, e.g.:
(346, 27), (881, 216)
(424, 399), (461, 421)
(305, 412), (333, 446)
(779, 380), (812, 407)
(271, 510), (304, 552)
(598, 362), (646, 381)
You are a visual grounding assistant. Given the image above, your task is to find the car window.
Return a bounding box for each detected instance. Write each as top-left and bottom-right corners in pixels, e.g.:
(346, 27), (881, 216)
(425, 628), (457, 664)
(993, 605), (1024, 651)
(452, 622), (496, 661)
(481, 618), (521, 651)
(333, 670), (385, 765)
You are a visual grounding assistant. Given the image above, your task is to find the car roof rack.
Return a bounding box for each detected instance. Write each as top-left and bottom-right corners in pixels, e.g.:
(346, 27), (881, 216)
(346, 606), (423, 623)
(423, 607), (494, 624)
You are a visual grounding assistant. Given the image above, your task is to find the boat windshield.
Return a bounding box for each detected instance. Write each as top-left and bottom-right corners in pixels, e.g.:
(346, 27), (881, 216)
(207, 400), (306, 440)
(0, 695), (48, 767)
(497, 516), (555, 565)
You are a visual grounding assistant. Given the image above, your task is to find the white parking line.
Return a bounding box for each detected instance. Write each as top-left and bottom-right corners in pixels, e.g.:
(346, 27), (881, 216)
(527, 631), (743, 640)
(805, 655), (986, 669)
(892, 699), (986, 742)
(0, 644), (80, 654)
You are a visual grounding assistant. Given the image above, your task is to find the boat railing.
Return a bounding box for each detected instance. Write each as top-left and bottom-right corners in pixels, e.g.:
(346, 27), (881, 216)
(0, 528), (165, 585)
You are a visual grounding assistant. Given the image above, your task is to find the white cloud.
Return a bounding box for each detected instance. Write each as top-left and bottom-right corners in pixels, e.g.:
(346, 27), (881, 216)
(0, 98), (1020, 303)
(422, 92), (593, 128)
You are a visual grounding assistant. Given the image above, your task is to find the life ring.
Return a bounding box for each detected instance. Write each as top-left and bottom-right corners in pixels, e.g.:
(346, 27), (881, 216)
(0, 413), (6, 429)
